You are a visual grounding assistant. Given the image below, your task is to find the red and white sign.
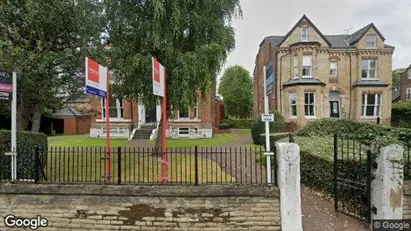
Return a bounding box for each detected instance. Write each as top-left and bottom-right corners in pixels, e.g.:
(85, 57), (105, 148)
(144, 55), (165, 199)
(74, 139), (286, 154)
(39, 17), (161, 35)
(152, 57), (165, 97)
(85, 57), (107, 98)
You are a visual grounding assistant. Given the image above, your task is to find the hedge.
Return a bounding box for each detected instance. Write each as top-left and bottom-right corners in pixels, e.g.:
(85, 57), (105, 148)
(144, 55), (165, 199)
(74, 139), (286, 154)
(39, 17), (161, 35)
(0, 130), (48, 181)
(232, 119), (253, 129)
(251, 111), (286, 145)
(392, 101), (411, 128)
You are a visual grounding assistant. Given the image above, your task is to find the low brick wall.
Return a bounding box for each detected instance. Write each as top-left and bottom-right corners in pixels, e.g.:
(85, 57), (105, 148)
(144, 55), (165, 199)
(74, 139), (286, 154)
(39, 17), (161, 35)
(0, 184), (280, 230)
(404, 180), (411, 219)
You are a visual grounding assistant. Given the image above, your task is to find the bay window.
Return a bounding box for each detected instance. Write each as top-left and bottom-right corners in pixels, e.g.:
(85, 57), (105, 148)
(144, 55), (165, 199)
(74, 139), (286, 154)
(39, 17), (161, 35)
(361, 94), (382, 117)
(101, 97), (124, 119)
(289, 93), (297, 118)
(304, 92), (315, 117)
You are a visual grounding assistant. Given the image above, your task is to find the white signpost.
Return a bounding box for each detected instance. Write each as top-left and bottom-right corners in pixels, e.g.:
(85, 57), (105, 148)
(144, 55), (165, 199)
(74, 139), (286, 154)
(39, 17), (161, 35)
(263, 66), (273, 185)
(0, 70), (17, 181)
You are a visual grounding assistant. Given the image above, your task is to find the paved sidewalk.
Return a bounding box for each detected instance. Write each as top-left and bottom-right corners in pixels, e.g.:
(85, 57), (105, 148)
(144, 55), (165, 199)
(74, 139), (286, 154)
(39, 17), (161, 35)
(302, 186), (368, 231)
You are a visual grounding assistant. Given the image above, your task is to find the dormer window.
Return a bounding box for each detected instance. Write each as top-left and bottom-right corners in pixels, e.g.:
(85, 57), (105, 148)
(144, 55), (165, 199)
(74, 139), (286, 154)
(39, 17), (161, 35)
(301, 28), (308, 41)
(366, 35), (376, 48)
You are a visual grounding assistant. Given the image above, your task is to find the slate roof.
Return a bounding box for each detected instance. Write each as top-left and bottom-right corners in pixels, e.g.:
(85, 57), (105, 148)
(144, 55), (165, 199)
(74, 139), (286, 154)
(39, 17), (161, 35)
(282, 78), (325, 87)
(392, 89), (401, 102)
(262, 16), (394, 49)
(352, 80), (389, 87)
(54, 107), (90, 118)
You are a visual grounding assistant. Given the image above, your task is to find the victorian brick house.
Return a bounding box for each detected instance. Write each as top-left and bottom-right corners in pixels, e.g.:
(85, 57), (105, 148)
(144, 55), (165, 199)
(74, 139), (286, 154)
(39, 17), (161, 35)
(253, 15), (395, 128)
(89, 89), (217, 139)
(400, 64), (411, 101)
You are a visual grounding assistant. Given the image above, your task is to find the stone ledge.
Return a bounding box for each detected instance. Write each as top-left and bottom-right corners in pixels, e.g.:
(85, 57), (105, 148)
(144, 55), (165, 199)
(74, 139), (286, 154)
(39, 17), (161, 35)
(0, 184), (279, 197)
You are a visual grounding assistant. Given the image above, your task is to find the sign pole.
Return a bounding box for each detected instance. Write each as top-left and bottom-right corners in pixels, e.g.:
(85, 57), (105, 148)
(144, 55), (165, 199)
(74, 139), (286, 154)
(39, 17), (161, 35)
(162, 68), (167, 183)
(263, 66), (272, 185)
(105, 68), (111, 183)
(11, 72), (17, 181)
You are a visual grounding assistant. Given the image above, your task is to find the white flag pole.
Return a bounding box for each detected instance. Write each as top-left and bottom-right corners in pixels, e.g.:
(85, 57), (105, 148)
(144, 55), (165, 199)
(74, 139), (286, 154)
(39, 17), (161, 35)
(263, 66), (272, 185)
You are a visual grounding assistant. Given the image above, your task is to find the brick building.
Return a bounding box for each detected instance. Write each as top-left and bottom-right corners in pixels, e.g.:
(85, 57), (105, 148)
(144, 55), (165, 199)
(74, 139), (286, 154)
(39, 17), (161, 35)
(253, 15), (395, 128)
(400, 65), (411, 101)
(89, 89), (217, 139)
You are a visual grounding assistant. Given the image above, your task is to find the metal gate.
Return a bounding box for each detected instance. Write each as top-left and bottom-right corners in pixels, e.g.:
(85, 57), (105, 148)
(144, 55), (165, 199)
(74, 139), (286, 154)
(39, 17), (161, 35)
(333, 134), (372, 224)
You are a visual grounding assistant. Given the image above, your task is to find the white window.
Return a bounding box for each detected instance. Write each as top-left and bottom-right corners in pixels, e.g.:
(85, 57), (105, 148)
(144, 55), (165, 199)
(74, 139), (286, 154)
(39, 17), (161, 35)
(304, 92), (315, 117)
(366, 35), (376, 48)
(330, 62), (337, 76)
(407, 88), (411, 101)
(301, 28), (308, 41)
(302, 55), (312, 78)
(101, 97), (124, 119)
(361, 94), (382, 117)
(361, 59), (377, 79)
(289, 93), (297, 118)
(193, 102), (199, 119)
(178, 127), (189, 135)
(293, 56), (298, 78)
(178, 107), (189, 119)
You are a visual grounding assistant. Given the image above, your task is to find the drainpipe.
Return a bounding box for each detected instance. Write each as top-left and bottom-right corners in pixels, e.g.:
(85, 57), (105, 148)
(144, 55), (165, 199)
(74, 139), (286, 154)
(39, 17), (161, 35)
(347, 49), (352, 119)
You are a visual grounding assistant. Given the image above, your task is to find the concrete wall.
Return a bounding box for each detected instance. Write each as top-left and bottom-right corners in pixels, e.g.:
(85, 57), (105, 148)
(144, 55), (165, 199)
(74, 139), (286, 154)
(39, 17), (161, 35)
(0, 185), (280, 230)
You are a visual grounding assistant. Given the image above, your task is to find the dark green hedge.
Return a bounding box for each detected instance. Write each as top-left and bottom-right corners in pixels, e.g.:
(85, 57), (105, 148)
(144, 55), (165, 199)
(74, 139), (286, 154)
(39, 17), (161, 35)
(0, 130), (48, 181)
(232, 119), (253, 129)
(251, 111), (286, 145)
(221, 119), (233, 128)
(392, 101), (411, 128)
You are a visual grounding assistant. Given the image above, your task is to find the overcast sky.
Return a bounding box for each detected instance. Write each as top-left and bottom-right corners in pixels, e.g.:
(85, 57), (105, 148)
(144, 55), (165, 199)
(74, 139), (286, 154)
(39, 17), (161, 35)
(218, 0), (411, 83)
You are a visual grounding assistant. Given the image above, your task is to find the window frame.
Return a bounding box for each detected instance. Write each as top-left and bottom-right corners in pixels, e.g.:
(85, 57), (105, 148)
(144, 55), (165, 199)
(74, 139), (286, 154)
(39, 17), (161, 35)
(302, 55), (312, 78)
(178, 107), (190, 119)
(301, 27), (308, 42)
(361, 59), (377, 80)
(330, 61), (338, 77)
(289, 92), (297, 119)
(361, 94), (382, 117)
(407, 88), (411, 101)
(304, 92), (316, 118)
(101, 97), (124, 120)
(366, 35), (377, 48)
(193, 102), (199, 119)
(293, 56), (299, 78)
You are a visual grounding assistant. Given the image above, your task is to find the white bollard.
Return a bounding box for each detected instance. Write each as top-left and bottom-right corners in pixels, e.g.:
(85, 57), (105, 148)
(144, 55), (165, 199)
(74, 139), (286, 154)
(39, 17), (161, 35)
(371, 144), (404, 221)
(276, 142), (302, 231)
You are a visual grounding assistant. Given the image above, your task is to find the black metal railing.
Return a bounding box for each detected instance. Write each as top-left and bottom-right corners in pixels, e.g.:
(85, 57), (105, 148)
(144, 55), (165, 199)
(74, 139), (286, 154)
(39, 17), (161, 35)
(404, 143), (411, 181)
(334, 134), (372, 224)
(1, 146), (277, 186)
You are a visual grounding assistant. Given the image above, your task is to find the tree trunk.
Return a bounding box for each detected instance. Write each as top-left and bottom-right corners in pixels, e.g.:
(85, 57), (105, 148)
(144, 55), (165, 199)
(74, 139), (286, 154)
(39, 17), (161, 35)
(31, 103), (45, 132)
(17, 98), (29, 131)
(154, 112), (164, 156)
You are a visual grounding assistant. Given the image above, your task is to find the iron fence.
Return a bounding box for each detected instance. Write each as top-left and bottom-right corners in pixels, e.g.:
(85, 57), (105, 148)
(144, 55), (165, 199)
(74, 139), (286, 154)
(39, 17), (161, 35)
(1, 146), (277, 186)
(404, 142), (411, 181)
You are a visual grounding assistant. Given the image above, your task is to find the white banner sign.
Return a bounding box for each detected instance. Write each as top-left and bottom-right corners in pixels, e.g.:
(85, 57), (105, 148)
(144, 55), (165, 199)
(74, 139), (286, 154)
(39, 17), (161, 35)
(85, 57), (107, 98)
(152, 57), (165, 97)
(261, 113), (274, 122)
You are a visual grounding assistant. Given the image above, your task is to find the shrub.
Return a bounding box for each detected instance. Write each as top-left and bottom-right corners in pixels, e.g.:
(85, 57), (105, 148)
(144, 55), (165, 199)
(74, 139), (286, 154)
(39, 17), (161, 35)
(221, 119), (233, 128)
(251, 111), (286, 145)
(219, 124), (230, 130)
(231, 119), (253, 129)
(0, 130), (48, 181)
(392, 101), (411, 128)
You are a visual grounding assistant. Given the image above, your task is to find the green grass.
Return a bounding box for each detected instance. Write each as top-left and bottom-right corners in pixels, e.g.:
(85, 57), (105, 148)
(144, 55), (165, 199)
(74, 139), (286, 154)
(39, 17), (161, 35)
(149, 133), (241, 148)
(48, 134), (128, 147)
(44, 150), (233, 183)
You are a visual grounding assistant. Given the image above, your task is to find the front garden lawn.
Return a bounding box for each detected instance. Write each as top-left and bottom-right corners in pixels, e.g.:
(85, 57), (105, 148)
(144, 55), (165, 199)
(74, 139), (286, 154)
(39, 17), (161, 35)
(48, 134), (128, 147)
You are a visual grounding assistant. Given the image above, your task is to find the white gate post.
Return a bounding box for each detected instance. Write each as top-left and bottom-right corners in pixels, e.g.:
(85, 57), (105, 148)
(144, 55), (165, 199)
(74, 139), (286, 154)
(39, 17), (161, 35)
(276, 142), (302, 231)
(371, 144), (404, 222)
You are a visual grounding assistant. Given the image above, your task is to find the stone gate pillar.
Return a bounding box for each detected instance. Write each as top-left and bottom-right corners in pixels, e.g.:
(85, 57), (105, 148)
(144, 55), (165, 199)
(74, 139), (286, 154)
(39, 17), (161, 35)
(371, 144), (404, 221)
(276, 142), (302, 231)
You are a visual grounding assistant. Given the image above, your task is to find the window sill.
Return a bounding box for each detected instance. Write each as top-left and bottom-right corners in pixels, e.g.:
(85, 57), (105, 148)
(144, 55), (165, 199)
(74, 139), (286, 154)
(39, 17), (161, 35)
(365, 47), (377, 49)
(97, 119), (132, 122)
(304, 116), (317, 119)
(171, 119), (201, 122)
(360, 117), (382, 120)
(289, 116), (297, 120)
(361, 78), (378, 81)
(302, 76), (313, 79)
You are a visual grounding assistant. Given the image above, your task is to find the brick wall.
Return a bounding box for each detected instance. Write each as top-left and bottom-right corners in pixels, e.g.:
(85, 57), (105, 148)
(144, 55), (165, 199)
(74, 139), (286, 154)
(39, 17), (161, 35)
(0, 185), (280, 230)
(400, 68), (411, 101)
(404, 180), (411, 219)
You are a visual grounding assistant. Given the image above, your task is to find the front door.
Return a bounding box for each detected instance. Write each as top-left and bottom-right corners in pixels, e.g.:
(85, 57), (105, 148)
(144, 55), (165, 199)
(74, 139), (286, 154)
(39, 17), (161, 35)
(329, 91), (340, 118)
(145, 106), (157, 123)
(330, 101), (340, 118)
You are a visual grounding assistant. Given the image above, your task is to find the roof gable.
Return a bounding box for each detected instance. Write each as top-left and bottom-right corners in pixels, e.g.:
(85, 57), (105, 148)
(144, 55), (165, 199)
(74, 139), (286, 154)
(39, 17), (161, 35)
(277, 15), (331, 47)
(346, 23), (385, 45)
